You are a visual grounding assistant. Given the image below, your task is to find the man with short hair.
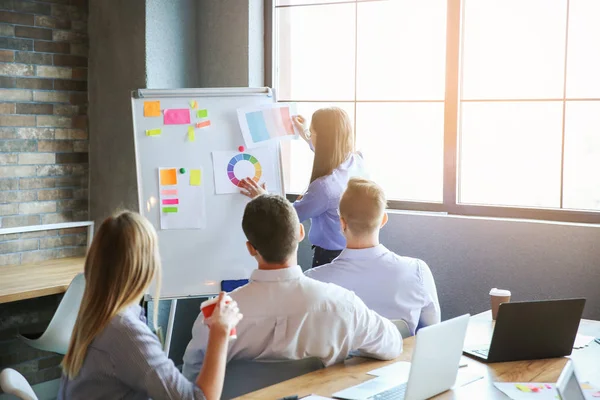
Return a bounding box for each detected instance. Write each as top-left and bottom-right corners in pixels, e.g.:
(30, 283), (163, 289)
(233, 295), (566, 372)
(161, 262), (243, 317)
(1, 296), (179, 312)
(306, 178), (441, 336)
(182, 194), (402, 381)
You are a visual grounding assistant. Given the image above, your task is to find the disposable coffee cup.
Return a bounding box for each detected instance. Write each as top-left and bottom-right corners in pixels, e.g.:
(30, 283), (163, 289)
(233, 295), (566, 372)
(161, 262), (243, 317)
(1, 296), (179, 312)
(201, 295), (237, 339)
(489, 288), (511, 320)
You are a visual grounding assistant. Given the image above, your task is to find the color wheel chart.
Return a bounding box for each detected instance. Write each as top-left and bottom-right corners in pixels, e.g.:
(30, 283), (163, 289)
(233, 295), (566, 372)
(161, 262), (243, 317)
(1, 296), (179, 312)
(212, 147), (281, 195)
(227, 153), (262, 186)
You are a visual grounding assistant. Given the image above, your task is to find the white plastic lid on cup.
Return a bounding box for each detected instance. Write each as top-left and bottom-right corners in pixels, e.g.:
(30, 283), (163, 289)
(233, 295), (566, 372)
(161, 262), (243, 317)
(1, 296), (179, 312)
(489, 288), (511, 296)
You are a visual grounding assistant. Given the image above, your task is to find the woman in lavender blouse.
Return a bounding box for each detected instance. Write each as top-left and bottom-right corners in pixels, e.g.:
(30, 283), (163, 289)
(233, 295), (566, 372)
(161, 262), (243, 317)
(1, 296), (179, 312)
(59, 211), (243, 400)
(241, 107), (367, 268)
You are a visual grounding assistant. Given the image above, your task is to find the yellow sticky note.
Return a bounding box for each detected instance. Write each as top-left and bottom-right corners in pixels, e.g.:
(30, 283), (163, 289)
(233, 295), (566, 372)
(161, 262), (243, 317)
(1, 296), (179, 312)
(144, 101), (161, 117)
(515, 384), (531, 393)
(188, 126), (195, 142)
(146, 128), (161, 136)
(160, 168), (177, 186)
(190, 169), (201, 186)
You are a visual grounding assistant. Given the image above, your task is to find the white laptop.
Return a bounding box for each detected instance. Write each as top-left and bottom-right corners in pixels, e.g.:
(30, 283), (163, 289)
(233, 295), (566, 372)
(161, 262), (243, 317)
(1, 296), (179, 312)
(556, 361), (587, 400)
(333, 314), (470, 400)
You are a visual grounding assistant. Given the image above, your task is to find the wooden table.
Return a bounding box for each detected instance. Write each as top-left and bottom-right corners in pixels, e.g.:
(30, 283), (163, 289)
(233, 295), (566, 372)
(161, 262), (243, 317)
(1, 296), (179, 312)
(0, 257), (85, 304)
(236, 311), (600, 399)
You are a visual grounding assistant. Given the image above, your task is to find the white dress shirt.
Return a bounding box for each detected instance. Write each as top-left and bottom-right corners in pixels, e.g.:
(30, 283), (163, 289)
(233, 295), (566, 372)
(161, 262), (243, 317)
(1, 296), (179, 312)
(182, 266), (402, 381)
(305, 245), (441, 335)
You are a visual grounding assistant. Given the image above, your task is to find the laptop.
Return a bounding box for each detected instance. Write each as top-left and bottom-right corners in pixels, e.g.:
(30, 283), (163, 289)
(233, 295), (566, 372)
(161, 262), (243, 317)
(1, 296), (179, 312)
(556, 361), (587, 400)
(332, 314), (470, 400)
(464, 298), (586, 363)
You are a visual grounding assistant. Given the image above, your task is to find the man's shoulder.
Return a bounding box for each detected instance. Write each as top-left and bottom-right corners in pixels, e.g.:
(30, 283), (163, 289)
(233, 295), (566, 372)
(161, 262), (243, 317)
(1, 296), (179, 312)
(301, 275), (363, 312)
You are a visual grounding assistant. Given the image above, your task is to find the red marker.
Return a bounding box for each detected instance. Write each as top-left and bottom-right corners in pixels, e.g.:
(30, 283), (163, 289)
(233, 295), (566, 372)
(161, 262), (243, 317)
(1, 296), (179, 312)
(238, 145), (245, 152)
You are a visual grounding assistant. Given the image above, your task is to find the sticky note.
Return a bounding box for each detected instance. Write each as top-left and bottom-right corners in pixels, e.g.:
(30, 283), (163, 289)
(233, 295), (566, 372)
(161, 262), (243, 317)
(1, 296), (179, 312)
(144, 101), (161, 117)
(146, 128), (161, 136)
(190, 169), (201, 186)
(196, 120), (210, 129)
(190, 100), (198, 109)
(188, 126), (195, 142)
(515, 384), (531, 393)
(162, 207), (178, 213)
(160, 168), (177, 186)
(161, 189), (178, 196)
(581, 384), (593, 390)
(164, 109), (191, 125)
(197, 109), (208, 118)
(592, 391), (600, 398)
(162, 199), (179, 205)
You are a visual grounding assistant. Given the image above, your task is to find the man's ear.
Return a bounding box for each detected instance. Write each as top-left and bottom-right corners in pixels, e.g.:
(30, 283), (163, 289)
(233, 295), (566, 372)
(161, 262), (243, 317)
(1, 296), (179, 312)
(298, 223), (306, 242)
(381, 212), (389, 228)
(340, 216), (348, 233)
(246, 241), (258, 256)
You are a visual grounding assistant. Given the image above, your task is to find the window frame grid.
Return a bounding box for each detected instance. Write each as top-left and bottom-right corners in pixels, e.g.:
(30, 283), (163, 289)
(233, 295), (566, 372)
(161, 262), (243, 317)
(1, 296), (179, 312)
(271, 0), (600, 224)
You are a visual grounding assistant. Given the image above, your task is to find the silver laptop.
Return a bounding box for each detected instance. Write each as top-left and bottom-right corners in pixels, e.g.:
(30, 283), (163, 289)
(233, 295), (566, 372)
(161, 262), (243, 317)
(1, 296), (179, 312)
(556, 361), (586, 400)
(333, 314), (470, 400)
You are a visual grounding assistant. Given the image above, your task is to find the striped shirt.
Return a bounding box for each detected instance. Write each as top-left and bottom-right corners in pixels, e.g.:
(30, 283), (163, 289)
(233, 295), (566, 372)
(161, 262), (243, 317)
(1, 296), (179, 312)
(58, 305), (205, 400)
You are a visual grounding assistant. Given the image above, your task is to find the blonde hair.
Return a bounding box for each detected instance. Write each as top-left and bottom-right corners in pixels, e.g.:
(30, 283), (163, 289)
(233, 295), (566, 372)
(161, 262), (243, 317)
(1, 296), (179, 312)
(309, 107), (354, 183)
(340, 178), (387, 235)
(62, 211), (162, 379)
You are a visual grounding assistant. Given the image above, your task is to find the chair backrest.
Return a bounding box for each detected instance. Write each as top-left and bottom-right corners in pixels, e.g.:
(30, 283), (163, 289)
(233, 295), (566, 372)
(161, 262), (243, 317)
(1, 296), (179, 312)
(0, 369), (38, 400)
(35, 273), (86, 354)
(221, 358), (324, 399)
(391, 319), (412, 338)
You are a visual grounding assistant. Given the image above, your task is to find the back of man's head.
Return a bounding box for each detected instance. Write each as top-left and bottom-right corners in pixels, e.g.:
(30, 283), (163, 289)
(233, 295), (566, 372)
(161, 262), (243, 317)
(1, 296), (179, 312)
(242, 194), (300, 264)
(340, 178), (387, 237)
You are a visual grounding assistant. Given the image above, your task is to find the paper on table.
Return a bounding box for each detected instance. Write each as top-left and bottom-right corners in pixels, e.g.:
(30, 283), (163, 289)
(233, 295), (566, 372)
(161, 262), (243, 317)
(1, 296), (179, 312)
(367, 361), (411, 379)
(237, 103), (298, 148)
(574, 334), (595, 349)
(212, 147), (282, 195)
(164, 109), (191, 125)
(493, 383), (558, 400)
(368, 357), (469, 378)
(300, 396), (334, 400)
(158, 167), (206, 230)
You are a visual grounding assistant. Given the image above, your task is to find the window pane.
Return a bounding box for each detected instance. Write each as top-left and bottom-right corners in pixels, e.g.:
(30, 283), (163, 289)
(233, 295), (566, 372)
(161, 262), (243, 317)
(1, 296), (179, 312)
(563, 102), (600, 211)
(566, 0), (600, 98)
(276, 0), (350, 6)
(276, 4), (356, 101)
(459, 102), (563, 208)
(356, 0), (447, 100)
(462, 0), (567, 99)
(283, 102), (355, 194)
(355, 102), (444, 202)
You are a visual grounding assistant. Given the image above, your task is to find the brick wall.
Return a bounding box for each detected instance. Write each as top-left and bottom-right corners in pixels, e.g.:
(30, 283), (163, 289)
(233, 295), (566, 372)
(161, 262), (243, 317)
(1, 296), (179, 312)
(0, 0), (88, 392)
(0, 0), (89, 265)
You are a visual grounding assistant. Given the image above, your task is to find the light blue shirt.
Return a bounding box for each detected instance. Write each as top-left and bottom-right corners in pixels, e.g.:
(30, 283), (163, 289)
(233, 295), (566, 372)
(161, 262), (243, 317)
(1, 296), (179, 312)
(293, 153), (367, 251)
(305, 245), (441, 335)
(58, 305), (205, 400)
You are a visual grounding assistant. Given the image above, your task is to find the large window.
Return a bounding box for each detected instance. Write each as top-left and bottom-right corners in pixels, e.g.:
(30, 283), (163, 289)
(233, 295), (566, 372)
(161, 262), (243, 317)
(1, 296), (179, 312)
(273, 0), (600, 222)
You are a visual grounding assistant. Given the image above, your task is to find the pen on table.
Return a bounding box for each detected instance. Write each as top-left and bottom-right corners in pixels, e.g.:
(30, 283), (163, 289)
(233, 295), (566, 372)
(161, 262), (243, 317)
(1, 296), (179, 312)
(277, 396), (298, 400)
(594, 338), (600, 345)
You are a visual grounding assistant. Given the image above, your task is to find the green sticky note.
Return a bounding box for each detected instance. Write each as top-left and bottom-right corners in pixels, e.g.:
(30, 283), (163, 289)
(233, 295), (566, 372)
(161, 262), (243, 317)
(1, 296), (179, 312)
(146, 128), (161, 136)
(197, 109), (208, 118)
(190, 169), (201, 186)
(162, 207), (178, 213)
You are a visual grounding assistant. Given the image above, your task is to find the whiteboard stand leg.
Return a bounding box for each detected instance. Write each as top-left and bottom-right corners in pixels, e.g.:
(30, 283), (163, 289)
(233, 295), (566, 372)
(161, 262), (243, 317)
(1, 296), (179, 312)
(164, 299), (177, 355)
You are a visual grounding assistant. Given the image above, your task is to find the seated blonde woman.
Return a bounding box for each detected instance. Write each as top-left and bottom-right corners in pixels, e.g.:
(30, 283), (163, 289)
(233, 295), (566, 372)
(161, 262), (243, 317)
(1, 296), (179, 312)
(59, 211), (243, 400)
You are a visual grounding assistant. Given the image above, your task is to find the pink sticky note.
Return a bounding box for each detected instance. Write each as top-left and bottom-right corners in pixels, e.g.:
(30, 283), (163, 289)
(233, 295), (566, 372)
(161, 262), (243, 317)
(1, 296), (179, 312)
(164, 109), (191, 125)
(545, 384), (552, 389)
(592, 392), (600, 398)
(162, 199), (179, 205)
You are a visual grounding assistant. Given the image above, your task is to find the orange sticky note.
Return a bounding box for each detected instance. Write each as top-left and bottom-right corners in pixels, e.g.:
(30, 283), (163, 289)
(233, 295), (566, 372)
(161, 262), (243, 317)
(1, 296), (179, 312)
(196, 120), (210, 129)
(160, 168), (177, 186)
(144, 101), (161, 117)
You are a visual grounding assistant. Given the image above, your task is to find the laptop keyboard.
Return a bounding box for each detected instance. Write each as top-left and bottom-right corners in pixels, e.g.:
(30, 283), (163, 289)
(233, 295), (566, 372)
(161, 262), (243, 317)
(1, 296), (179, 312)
(473, 348), (490, 357)
(371, 383), (407, 400)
